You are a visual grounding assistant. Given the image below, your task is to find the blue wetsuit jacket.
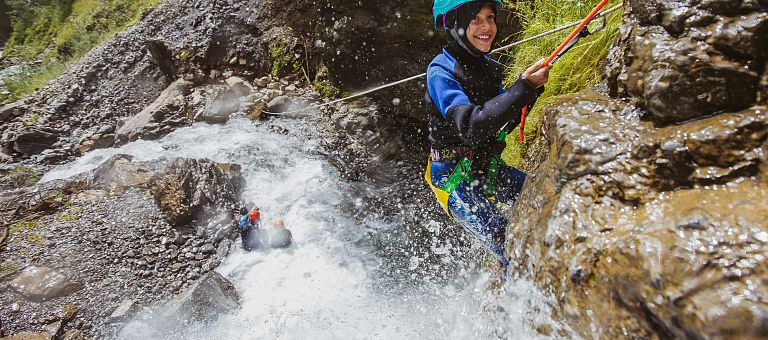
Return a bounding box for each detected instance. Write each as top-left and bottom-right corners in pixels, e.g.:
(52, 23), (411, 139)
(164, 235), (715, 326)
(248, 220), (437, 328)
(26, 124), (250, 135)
(425, 42), (543, 267)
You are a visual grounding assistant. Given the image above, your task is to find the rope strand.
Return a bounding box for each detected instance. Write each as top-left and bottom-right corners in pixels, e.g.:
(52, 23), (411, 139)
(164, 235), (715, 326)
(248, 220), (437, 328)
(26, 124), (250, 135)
(263, 3), (624, 116)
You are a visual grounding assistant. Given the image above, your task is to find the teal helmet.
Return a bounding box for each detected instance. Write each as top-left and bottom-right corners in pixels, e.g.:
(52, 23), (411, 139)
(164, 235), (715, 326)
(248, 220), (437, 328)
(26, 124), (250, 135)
(433, 0), (502, 29)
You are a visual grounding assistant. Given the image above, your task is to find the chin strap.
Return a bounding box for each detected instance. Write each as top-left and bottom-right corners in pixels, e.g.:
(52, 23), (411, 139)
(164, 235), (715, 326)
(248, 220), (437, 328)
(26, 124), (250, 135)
(449, 28), (483, 58)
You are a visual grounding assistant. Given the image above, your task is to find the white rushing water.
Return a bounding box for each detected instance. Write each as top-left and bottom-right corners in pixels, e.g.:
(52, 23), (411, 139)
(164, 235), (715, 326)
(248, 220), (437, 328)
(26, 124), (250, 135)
(45, 117), (556, 339)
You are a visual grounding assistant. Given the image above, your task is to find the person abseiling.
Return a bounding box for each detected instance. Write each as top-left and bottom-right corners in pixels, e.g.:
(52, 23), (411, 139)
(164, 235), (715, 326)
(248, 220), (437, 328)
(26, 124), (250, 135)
(425, 0), (551, 270)
(239, 207), (262, 251)
(269, 218), (293, 248)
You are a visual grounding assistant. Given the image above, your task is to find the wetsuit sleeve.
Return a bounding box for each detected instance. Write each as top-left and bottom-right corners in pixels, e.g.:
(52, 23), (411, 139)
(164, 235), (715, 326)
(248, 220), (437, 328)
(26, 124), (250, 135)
(428, 65), (540, 147)
(239, 216), (247, 230)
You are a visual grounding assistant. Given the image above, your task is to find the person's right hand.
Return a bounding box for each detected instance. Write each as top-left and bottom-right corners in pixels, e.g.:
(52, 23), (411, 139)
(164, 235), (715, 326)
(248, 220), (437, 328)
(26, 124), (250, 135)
(522, 59), (552, 89)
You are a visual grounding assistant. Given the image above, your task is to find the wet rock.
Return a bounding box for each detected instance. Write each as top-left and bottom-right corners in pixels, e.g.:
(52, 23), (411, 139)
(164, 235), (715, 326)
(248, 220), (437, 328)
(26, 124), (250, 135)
(110, 299), (135, 319)
(146, 38), (178, 82)
(197, 86), (244, 124)
(115, 79), (191, 145)
(623, 26), (758, 123)
(266, 96), (312, 114)
(149, 158), (243, 228)
(12, 130), (59, 157)
(704, 12), (768, 62)
(200, 244), (215, 254)
(77, 133), (115, 155)
(507, 89), (768, 339)
(224, 76), (253, 97)
(10, 266), (83, 302)
(216, 239), (232, 259)
(85, 154), (158, 193)
(163, 271), (239, 321)
(195, 213), (236, 245)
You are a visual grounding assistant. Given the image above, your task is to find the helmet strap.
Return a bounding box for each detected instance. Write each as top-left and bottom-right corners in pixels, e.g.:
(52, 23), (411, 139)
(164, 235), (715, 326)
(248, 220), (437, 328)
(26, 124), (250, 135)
(449, 25), (486, 57)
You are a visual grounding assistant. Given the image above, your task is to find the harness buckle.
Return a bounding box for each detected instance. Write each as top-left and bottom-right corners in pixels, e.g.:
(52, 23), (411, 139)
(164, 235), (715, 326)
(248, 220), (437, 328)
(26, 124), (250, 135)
(431, 147), (473, 162)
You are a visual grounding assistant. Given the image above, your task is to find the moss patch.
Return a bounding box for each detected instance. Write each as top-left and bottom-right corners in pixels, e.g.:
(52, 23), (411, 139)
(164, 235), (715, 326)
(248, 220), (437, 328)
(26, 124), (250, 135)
(501, 0), (622, 167)
(312, 65), (340, 98)
(2, 166), (41, 188)
(269, 36), (301, 78)
(9, 220), (39, 234)
(57, 206), (82, 222)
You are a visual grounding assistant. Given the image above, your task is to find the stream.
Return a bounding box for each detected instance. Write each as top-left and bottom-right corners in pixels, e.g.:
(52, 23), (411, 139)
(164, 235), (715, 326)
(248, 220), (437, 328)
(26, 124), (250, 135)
(43, 116), (556, 339)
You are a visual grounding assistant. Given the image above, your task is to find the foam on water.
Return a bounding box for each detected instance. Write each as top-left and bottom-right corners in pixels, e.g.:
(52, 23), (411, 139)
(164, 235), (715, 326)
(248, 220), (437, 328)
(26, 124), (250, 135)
(44, 118), (555, 339)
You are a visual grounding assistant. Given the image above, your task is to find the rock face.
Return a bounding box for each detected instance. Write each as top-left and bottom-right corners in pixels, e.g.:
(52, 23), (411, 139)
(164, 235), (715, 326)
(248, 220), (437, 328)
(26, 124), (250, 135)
(0, 0), (272, 162)
(10, 266), (83, 302)
(115, 80), (192, 145)
(606, 0), (768, 123)
(0, 156), (239, 339)
(163, 271), (240, 321)
(0, 0), (482, 164)
(149, 158), (243, 229)
(510, 1), (768, 338)
(117, 271), (239, 339)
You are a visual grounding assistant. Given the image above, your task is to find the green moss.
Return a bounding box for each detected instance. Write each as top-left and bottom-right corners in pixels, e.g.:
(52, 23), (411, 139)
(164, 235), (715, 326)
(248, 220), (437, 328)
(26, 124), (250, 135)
(9, 220), (39, 234)
(270, 36), (301, 77)
(26, 233), (44, 245)
(178, 49), (190, 62)
(4, 166), (41, 188)
(1, 0), (162, 103)
(501, 0), (622, 167)
(0, 262), (15, 277)
(312, 65), (340, 98)
(57, 206), (82, 222)
(22, 112), (40, 127)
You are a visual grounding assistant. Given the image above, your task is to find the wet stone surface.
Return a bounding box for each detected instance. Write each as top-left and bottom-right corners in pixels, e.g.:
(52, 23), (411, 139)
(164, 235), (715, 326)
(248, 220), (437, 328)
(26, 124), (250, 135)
(506, 88), (768, 338)
(0, 188), (231, 339)
(608, 0), (767, 124)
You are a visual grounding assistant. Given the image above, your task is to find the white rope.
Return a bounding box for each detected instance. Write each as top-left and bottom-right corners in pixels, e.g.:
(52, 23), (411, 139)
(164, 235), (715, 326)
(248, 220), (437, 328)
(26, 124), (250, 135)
(264, 3), (624, 116)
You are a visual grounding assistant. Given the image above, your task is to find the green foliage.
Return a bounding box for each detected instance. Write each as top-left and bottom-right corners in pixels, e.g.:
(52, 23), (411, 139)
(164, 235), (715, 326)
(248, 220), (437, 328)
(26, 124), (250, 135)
(1, 0), (161, 102)
(500, 0), (622, 167)
(1, 61), (68, 103)
(312, 65), (340, 98)
(270, 37), (301, 77)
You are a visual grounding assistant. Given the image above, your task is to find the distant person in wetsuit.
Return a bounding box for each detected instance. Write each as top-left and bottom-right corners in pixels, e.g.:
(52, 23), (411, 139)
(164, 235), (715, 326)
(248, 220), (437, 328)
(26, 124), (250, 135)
(239, 208), (261, 251)
(269, 219), (292, 248)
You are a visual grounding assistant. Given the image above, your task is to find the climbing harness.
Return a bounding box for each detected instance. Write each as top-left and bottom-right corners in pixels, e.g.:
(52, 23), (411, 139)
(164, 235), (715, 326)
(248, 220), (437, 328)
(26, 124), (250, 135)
(425, 130), (507, 217)
(263, 3), (624, 116)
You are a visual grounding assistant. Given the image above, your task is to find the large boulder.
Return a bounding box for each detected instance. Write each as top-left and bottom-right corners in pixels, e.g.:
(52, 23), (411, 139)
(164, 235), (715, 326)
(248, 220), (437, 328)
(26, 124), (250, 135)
(149, 158), (243, 229)
(11, 130), (59, 157)
(506, 89), (768, 338)
(117, 272), (239, 339)
(9, 266), (83, 302)
(163, 271), (240, 321)
(607, 0), (767, 124)
(115, 79), (192, 145)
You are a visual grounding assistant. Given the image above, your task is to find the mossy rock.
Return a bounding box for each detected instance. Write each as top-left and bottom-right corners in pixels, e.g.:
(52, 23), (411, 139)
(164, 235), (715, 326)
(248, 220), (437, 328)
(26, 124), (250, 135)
(269, 36), (301, 78)
(0, 166), (41, 189)
(312, 65), (340, 98)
